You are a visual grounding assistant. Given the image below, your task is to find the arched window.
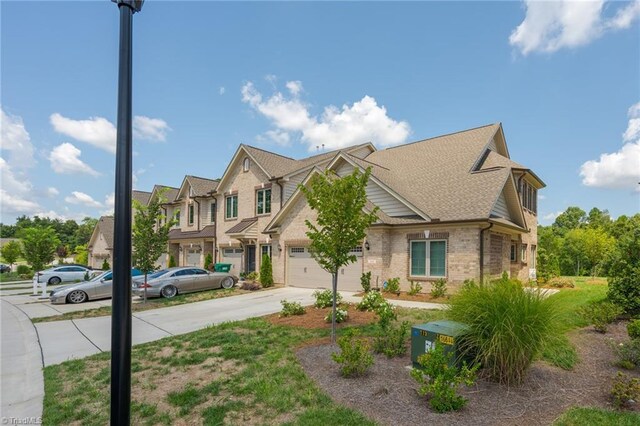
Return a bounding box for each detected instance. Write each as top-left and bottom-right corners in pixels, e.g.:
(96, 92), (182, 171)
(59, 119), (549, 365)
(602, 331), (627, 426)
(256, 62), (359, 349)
(243, 157), (250, 172)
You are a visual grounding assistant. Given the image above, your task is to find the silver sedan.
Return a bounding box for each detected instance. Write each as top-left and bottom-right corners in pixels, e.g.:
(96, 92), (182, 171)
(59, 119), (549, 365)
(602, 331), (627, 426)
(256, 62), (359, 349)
(132, 267), (237, 299)
(49, 269), (143, 304)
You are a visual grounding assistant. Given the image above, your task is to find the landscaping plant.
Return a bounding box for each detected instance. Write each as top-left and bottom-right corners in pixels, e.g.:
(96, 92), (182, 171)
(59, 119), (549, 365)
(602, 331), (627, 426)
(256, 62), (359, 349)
(101, 259), (110, 270)
(373, 320), (410, 358)
(204, 252), (213, 270)
(627, 319), (640, 340)
(357, 291), (385, 312)
(0, 240), (21, 270)
(360, 271), (372, 293)
(430, 278), (447, 298)
(408, 280), (422, 296)
(280, 300), (305, 317)
(383, 277), (400, 294)
(259, 254), (274, 288)
(611, 372), (640, 408)
(410, 343), (478, 413)
(19, 226), (60, 272)
(614, 339), (640, 369)
(168, 255), (177, 268)
(447, 278), (561, 385)
(374, 299), (397, 329)
(325, 308), (348, 323)
(546, 277), (575, 288)
(313, 289), (342, 308)
(578, 300), (622, 333)
(16, 265), (31, 275)
(246, 271), (258, 283)
(607, 227), (640, 315)
(331, 328), (374, 377)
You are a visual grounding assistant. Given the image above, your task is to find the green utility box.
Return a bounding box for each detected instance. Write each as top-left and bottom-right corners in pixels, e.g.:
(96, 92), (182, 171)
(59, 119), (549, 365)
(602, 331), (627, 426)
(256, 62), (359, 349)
(411, 320), (468, 368)
(213, 263), (232, 273)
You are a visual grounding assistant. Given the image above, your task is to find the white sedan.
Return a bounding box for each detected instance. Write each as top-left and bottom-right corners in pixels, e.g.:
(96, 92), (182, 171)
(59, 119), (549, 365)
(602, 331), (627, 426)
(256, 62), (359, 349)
(34, 265), (92, 285)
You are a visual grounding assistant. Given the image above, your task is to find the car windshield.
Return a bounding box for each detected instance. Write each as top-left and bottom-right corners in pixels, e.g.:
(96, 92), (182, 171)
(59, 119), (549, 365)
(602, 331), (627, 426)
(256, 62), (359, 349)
(148, 269), (170, 279)
(90, 271), (110, 282)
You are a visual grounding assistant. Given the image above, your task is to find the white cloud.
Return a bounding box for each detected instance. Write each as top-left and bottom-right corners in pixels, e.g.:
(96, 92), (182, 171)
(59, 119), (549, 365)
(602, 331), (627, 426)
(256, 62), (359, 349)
(257, 129), (291, 146)
(0, 157), (39, 215)
(50, 113), (117, 153)
(133, 116), (171, 142)
(543, 211), (563, 221)
(510, 0), (640, 55)
(1, 107), (35, 169)
(46, 187), (59, 197)
(219, 86), (226, 95)
(65, 191), (103, 208)
(241, 80), (411, 150)
(48, 143), (100, 177)
(580, 102), (640, 191)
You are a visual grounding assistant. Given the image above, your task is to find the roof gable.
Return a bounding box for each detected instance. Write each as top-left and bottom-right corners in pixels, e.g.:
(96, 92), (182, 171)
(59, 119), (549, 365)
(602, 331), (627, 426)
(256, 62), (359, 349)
(176, 175), (219, 200)
(89, 216), (114, 249)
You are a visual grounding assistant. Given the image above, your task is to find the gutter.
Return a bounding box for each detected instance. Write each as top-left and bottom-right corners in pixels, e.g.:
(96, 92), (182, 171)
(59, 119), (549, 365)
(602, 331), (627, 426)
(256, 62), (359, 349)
(479, 223), (493, 283)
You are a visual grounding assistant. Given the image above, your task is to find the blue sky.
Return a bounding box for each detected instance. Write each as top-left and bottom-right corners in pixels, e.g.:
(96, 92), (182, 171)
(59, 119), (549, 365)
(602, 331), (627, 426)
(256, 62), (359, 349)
(1, 0), (639, 225)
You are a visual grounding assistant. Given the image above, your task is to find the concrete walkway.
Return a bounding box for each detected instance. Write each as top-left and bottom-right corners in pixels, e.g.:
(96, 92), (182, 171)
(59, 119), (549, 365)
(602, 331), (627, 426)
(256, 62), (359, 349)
(0, 300), (44, 420)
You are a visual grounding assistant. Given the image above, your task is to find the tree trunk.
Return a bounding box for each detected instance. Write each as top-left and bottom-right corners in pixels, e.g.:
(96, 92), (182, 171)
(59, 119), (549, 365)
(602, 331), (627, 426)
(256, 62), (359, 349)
(331, 271), (338, 343)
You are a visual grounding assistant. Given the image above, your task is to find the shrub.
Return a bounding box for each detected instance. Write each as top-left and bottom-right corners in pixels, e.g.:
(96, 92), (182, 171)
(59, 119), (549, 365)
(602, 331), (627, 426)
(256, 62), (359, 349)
(360, 271), (372, 293)
(102, 259), (110, 270)
(280, 300), (305, 317)
(331, 329), (373, 377)
(357, 291), (385, 312)
(462, 279), (476, 290)
(447, 279), (561, 385)
(325, 308), (348, 323)
(375, 300), (397, 329)
(83, 271), (90, 281)
(614, 339), (640, 369)
(578, 301), (622, 333)
(204, 253), (213, 270)
(430, 278), (447, 298)
(383, 277), (400, 294)
(313, 289), (342, 308)
(410, 343), (478, 413)
(168, 255), (177, 268)
(546, 277), (575, 288)
(240, 281), (261, 291)
(408, 280), (422, 296)
(246, 271), (258, 282)
(373, 320), (410, 358)
(611, 372), (640, 408)
(627, 319), (640, 340)
(259, 254), (274, 288)
(607, 228), (640, 315)
(16, 265), (31, 275)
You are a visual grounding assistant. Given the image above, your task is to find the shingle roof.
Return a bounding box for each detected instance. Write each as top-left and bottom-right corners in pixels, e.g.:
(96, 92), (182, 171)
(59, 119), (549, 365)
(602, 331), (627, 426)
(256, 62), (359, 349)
(96, 216), (114, 249)
(132, 190), (152, 205)
(350, 123), (513, 222)
(479, 150), (527, 171)
(168, 225), (216, 240)
(226, 217), (258, 234)
(185, 175), (219, 197)
(152, 185), (180, 203)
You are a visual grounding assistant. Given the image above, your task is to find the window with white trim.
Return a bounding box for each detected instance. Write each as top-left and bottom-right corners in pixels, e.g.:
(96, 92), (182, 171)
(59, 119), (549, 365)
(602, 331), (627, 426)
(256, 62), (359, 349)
(243, 157), (250, 172)
(521, 181), (537, 214)
(530, 245), (537, 268)
(256, 188), (271, 215)
(521, 244), (528, 263)
(290, 247), (305, 254)
(225, 195), (238, 219)
(261, 244), (272, 259)
(410, 240), (447, 278)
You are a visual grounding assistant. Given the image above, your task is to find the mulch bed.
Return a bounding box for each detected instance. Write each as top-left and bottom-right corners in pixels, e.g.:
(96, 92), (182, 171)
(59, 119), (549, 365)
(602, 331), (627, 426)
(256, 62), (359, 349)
(354, 291), (450, 304)
(296, 322), (640, 426)
(265, 305), (377, 329)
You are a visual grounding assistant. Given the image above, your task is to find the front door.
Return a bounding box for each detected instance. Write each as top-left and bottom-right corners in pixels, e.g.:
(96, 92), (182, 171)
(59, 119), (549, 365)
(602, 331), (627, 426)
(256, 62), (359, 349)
(245, 245), (256, 272)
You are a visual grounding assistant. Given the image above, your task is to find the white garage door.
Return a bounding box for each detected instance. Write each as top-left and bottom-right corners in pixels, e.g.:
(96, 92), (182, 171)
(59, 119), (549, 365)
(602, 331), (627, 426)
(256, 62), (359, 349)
(287, 246), (363, 291)
(186, 249), (201, 267)
(221, 248), (242, 273)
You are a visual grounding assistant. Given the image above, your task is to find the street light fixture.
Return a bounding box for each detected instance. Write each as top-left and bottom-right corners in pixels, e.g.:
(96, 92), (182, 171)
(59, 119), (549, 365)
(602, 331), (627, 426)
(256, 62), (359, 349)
(110, 1), (143, 424)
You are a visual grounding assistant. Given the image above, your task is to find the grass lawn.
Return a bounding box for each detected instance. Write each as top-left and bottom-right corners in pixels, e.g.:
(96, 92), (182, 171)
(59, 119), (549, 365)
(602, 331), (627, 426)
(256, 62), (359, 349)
(553, 407), (640, 425)
(43, 307), (441, 425)
(31, 286), (278, 323)
(0, 272), (30, 283)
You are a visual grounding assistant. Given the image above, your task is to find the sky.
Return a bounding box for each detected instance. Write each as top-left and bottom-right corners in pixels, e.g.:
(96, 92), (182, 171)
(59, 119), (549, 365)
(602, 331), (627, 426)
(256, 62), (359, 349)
(1, 0), (639, 225)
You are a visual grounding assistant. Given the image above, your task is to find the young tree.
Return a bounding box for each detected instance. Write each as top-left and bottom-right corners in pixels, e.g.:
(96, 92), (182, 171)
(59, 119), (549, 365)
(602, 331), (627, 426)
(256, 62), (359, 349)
(260, 254), (274, 288)
(56, 245), (68, 264)
(300, 167), (378, 341)
(132, 190), (176, 301)
(1, 240), (22, 269)
(74, 244), (88, 266)
(19, 227), (60, 272)
(607, 226), (640, 314)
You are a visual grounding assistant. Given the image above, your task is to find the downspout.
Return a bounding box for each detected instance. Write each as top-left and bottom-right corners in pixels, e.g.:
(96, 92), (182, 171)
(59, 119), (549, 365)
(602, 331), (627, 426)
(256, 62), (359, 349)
(479, 223), (494, 283)
(274, 179), (284, 209)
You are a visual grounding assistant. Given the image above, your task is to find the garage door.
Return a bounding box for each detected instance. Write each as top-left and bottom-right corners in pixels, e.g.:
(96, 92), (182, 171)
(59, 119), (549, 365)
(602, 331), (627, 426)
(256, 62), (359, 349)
(287, 246), (362, 291)
(221, 248), (242, 274)
(186, 249), (201, 267)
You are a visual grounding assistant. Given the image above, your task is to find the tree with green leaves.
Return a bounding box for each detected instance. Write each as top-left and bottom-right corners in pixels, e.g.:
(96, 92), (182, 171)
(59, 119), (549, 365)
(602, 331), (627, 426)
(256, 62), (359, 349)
(260, 254), (274, 287)
(1, 240), (22, 268)
(607, 226), (640, 314)
(204, 252), (213, 270)
(552, 206), (586, 236)
(19, 226), (60, 272)
(74, 244), (88, 266)
(132, 190), (177, 302)
(300, 167), (378, 341)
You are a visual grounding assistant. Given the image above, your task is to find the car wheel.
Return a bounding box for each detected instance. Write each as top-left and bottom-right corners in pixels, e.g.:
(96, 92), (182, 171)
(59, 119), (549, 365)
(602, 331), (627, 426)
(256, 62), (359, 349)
(49, 276), (61, 285)
(221, 277), (234, 289)
(161, 285), (178, 298)
(67, 290), (88, 304)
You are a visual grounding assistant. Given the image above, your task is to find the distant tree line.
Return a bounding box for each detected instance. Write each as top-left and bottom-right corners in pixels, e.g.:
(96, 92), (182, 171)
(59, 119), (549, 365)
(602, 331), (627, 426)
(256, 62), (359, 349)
(537, 206), (640, 280)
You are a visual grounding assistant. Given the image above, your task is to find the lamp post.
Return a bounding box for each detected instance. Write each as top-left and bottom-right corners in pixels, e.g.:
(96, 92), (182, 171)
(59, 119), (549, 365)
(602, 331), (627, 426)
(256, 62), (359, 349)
(110, 1), (143, 424)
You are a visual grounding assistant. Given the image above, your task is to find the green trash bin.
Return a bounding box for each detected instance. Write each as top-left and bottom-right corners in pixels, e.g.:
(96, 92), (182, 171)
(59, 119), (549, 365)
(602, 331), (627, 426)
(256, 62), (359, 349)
(411, 320), (468, 368)
(214, 263), (232, 273)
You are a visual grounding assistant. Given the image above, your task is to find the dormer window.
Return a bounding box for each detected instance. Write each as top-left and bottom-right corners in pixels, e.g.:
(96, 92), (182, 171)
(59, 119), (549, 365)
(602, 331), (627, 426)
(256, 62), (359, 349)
(243, 157), (250, 172)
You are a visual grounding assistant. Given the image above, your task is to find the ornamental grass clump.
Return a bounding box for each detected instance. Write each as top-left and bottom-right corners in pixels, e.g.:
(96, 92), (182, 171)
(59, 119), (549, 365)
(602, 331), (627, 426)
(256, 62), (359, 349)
(447, 278), (561, 385)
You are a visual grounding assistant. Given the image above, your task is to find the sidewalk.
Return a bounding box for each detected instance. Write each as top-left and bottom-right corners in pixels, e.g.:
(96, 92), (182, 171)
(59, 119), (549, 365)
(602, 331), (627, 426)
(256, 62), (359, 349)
(0, 300), (44, 420)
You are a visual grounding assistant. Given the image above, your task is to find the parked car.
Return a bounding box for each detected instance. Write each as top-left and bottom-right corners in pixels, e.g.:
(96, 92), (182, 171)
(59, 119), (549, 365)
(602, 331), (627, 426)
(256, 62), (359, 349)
(0, 264), (11, 273)
(34, 265), (91, 285)
(49, 268), (143, 304)
(132, 267), (237, 299)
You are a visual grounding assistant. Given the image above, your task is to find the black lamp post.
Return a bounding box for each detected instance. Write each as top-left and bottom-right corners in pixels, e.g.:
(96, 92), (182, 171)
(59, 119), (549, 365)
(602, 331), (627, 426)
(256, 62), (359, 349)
(110, 1), (143, 424)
